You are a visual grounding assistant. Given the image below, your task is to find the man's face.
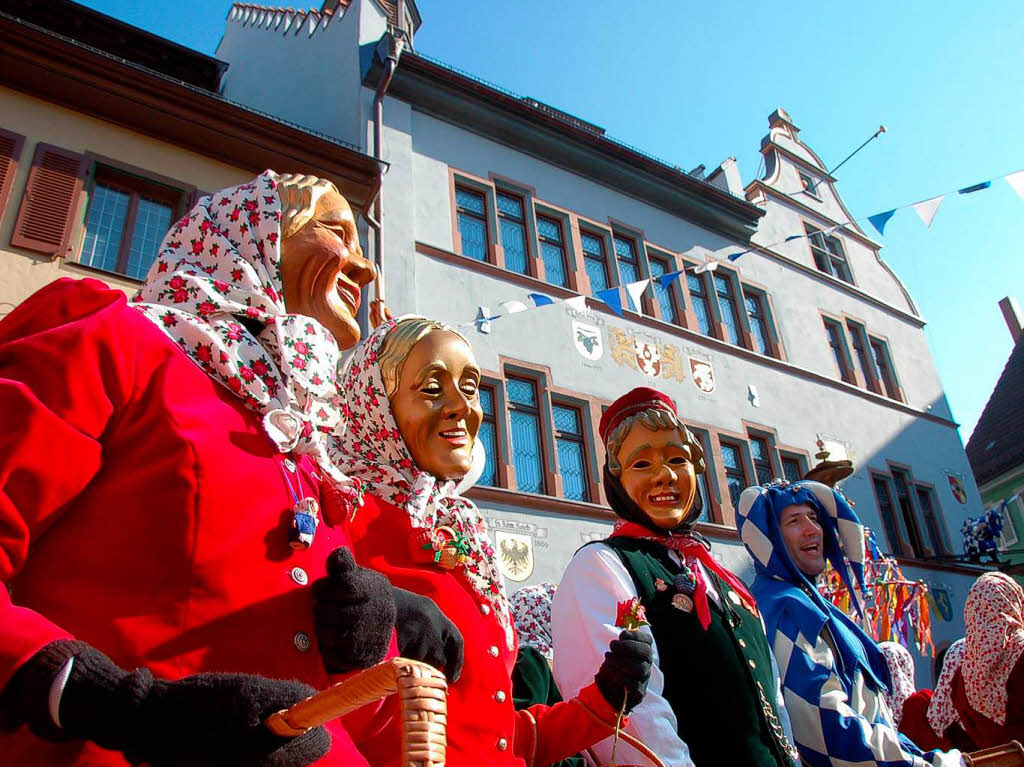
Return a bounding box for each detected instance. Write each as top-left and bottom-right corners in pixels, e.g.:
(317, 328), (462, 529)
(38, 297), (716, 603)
(390, 330), (483, 481)
(617, 424), (697, 529)
(279, 188), (376, 349)
(779, 503), (826, 577)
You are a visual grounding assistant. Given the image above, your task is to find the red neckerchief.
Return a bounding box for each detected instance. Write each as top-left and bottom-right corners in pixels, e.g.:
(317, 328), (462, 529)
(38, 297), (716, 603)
(611, 520), (759, 630)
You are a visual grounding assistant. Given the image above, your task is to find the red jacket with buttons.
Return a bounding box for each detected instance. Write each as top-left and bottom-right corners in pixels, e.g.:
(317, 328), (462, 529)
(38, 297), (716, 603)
(0, 279), (373, 766)
(344, 494), (625, 767)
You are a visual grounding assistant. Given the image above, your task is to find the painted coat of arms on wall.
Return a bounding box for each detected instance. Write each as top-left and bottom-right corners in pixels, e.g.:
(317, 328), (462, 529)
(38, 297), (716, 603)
(572, 320), (603, 361)
(689, 357), (716, 393)
(947, 474), (967, 504)
(608, 326), (686, 382)
(495, 530), (534, 582)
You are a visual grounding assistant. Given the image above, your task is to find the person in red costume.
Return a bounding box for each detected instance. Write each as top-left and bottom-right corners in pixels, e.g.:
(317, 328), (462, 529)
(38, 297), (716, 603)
(0, 172), (461, 767)
(329, 317), (654, 766)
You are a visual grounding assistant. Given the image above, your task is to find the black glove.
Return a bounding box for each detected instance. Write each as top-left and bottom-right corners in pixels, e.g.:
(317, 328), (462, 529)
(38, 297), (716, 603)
(593, 630), (653, 714)
(0, 640), (328, 767)
(392, 587), (464, 682)
(312, 547), (397, 674)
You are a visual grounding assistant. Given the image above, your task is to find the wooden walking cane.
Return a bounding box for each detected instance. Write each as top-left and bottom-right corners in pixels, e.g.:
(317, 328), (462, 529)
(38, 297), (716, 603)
(963, 741), (1024, 767)
(265, 657), (448, 766)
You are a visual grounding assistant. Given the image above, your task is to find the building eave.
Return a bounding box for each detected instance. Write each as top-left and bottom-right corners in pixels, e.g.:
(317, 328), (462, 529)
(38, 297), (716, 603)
(379, 51), (764, 244)
(0, 12), (386, 212)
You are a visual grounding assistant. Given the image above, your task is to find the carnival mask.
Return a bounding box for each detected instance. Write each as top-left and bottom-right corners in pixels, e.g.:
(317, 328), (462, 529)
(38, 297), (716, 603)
(279, 179), (376, 349)
(617, 424), (697, 529)
(390, 329), (483, 481)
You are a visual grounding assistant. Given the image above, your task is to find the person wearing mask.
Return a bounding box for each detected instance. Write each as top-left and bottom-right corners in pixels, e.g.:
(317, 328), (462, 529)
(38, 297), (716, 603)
(737, 481), (963, 767)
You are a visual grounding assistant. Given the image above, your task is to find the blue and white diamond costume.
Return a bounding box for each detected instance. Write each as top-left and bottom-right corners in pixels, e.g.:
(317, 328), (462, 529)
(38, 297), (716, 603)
(737, 481), (962, 767)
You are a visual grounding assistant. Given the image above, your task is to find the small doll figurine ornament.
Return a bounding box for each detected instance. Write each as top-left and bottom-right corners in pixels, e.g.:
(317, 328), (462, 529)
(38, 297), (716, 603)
(289, 497), (320, 549)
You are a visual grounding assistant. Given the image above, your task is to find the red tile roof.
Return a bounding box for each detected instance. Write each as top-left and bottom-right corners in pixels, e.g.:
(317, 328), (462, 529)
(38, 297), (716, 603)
(966, 338), (1024, 486)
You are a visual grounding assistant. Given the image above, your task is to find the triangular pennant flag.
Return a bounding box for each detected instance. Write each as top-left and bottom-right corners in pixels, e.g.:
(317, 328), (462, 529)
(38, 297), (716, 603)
(911, 195), (944, 228)
(594, 286), (623, 316)
(727, 251), (745, 262)
(527, 292), (555, 307)
(498, 299), (528, 315)
(694, 261), (719, 274)
(1006, 170), (1024, 202)
(624, 279), (650, 314)
(658, 270), (683, 289)
(958, 180), (991, 194)
(785, 235), (804, 242)
(564, 295), (588, 312)
(867, 209), (896, 237)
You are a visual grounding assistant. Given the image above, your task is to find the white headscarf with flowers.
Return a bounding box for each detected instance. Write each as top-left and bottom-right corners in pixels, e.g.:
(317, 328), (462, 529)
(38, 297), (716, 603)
(510, 582), (557, 660)
(327, 317), (514, 649)
(878, 641), (916, 726)
(927, 638), (965, 737)
(131, 171), (346, 481)
(962, 571), (1024, 725)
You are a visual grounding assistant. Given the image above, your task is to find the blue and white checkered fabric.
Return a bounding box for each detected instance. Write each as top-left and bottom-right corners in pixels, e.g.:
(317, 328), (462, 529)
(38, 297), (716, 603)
(737, 482), (961, 767)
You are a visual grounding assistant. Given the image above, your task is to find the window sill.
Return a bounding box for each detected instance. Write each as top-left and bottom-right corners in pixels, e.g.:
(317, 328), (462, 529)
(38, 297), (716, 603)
(465, 485), (741, 541)
(65, 260), (145, 286)
(894, 555), (996, 577)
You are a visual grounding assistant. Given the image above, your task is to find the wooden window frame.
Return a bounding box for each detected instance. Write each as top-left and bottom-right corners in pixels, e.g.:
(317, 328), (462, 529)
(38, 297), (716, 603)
(534, 208), (573, 290)
(578, 225), (613, 296)
(551, 397), (592, 503)
(0, 127), (26, 221)
(686, 424), (722, 524)
(494, 188), (532, 277)
(743, 286), (783, 359)
(804, 222), (853, 284)
(78, 160), (188, 279)
(716, 434), (752, 523)
(870, 471), (906, 557)
(913, 481), (950, 557)
(745, 427), (781, 486)
(888, 463), (931, 559)
(611, 230), (648, 313)
(452, 181), (493, 265)
(711, 267), (748, 347)
(869, 335), (903, 402)
(681, 261), (715, 336)
(476, 380), (504, 488)
(646, 248), (683, 325)
(844, 319), (881, 393)
(11, 142), (88, 256)
(822, 315), (856, 384)
(798, 171), (821, 200)
(779, 451), (808, 483)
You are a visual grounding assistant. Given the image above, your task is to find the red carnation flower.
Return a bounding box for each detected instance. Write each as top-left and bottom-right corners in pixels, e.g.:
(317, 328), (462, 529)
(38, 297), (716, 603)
(213, 280), (229, 293)
(240, 366), (255, 382)
(227, 377), (242, 392)
(196, 345), (212, 363)
(161, 313), (177, 327)
(253, 360), (268, 376)
(198, 302), (216, 317)
(172, 289), (188, 303)
(294, 341), (309, 355)
(614, 597), (649, 630)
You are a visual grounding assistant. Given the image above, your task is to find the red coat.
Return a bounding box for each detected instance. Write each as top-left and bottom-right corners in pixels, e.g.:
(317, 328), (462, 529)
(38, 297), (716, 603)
(0, 279), (371, 766)
(952, 656), (1024, 750)
(344, 493), (624, 767)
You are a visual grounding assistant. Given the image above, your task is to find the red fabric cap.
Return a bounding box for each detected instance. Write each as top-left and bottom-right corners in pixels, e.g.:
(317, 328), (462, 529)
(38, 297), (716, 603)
(599, 387), (678, 445)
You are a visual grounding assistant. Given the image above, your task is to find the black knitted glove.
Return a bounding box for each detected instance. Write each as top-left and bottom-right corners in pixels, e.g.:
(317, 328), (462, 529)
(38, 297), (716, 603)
(594, 630), (653, 714)
(0, 640), (329, 767)
(393, 587), (464, 682)
(312, 547), (397, 674)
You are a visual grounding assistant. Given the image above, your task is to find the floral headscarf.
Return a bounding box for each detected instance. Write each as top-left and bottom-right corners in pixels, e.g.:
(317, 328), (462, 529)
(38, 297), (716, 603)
(879, 641), (916, 726)
(131, 171), (346, 481)
(961, 571), (1024, 725)
(927, 639), (965, 737)
(328, 318), (514, 649)
(510, 582), (557, 661)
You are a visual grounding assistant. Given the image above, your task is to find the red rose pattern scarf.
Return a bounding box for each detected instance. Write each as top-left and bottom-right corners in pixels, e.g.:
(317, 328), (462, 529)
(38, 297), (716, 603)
(327, 318), (514, 649)
(131, 171), (346, 481)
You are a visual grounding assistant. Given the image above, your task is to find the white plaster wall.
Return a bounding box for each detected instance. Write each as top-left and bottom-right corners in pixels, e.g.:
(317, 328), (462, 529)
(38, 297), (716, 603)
(216, 0), (388, 150)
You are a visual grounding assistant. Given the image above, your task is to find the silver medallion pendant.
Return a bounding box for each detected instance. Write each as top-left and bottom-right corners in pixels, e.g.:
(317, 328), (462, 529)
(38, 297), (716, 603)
(671, 593), (694, 612)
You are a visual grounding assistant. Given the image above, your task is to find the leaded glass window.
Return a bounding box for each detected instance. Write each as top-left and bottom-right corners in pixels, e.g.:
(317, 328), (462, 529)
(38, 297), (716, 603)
(870, 338), (901, 400)
(823, 319), (854, 383)
(455, 187), (487, 261)
(81, 184), (130, 273)
(744, 291), (770, 355)
(477, 386), (498, 487)
(686, 272), (712, 336)
(497, 192), (528, 275)
(507, 377), (544, 494)
(720, 441), (748, 508)
(781, 455), (803, 483)
(613, 235), (640, 311)
(915, 485), (948, 556)
(714, 273), (741, 345)
(536, 216), (567, 287)
(873, 475), (903, 556)
(553, 404), (588, 502)
(750, 437), (773, 485)
(648, 254), (678, 324)
(581, 232), (609, 293)
(805, 224), (852, 283)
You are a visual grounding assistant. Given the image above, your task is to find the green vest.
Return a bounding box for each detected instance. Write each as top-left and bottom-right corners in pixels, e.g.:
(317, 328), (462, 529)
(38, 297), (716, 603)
(599, 537), (796, 767)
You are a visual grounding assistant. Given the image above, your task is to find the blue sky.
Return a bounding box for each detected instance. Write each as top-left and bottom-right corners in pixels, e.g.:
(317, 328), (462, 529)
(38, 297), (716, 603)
(80, 0), (1024, 444)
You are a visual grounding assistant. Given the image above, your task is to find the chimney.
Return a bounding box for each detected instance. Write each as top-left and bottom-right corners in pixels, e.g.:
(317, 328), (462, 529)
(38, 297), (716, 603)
(999, 296), (1023, 343)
